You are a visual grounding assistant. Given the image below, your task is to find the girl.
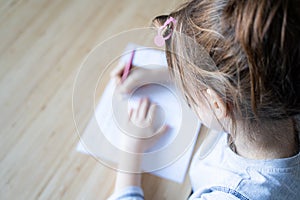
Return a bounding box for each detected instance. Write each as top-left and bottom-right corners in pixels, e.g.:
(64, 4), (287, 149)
(109, 0), (300, 199)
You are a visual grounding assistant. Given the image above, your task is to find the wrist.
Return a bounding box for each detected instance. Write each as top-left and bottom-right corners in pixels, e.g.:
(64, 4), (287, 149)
(121, 134), (144, 153)
(118, 144), (143, 173)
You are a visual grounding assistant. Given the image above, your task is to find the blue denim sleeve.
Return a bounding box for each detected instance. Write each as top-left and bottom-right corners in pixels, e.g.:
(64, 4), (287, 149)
(190, 191), (241, 200)
(107, 186), (144, 200)
(189, 186), (247, 200)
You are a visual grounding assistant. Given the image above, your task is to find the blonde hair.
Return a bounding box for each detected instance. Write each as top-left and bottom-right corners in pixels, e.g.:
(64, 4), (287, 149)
(153, 0), (300, 138)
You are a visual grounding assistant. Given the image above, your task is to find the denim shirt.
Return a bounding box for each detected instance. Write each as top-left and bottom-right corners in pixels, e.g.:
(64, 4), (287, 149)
(108, 132), (300, 200)
(189, 132), (300, 199)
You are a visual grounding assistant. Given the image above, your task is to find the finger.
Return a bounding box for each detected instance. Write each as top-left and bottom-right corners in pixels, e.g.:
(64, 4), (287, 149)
(130, 107), (138, 121)
(153, 125), (169, 139)
(128, 108), (133, 120)
(146, 103), (157, 122)
(137, 98), (150, 119)
(146, 125), (169, 147)
(110, 61), (126, 78)
(118, 68), (139, 93)
(112, 77), (121, 86)
(158, 124), (169, 134)
(136, 98), (143, 110)
(118, 76), (136, 93)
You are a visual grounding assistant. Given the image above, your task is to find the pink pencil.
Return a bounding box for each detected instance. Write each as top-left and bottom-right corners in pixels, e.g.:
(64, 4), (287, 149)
(121, 50), (135, 82)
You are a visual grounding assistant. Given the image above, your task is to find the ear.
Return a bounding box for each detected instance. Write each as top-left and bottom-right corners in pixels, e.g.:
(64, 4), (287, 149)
(205, 89), (227, 119)
(152, 15), (168, 28)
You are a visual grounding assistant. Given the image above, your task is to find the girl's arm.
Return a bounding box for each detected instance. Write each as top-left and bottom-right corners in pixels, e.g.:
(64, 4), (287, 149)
(114, 98), (168, 189)
(108, 62), (169, 199)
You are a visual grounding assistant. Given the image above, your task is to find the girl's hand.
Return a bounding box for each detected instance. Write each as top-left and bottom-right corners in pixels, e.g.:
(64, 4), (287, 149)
(120, 98), (168, 153)
(110, 61), (170, 94)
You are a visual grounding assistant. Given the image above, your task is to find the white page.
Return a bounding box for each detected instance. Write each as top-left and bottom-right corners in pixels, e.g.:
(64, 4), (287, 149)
(76, 44), (201, 183)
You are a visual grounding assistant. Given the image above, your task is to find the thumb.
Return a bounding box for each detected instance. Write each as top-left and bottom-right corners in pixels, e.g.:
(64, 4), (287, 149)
(143, 125), (169, 152)
(151, 124), (169, 141)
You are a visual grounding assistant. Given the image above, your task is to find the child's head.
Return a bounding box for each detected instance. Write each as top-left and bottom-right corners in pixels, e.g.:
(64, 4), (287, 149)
(153, 0), (300, 136)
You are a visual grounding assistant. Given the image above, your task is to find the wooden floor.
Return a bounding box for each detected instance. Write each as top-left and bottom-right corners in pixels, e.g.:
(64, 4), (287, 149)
(0, 0), (211, 199)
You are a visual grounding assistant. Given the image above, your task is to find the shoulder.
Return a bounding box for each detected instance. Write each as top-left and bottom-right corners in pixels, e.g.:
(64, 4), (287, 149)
(190, 132), (300, 200)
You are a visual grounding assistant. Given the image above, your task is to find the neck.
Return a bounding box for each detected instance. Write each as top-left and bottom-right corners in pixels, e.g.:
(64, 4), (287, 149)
(232, 118), (299, 160)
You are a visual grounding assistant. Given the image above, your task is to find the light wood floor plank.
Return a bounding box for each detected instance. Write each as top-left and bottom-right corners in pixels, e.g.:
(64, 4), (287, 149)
(0, 1), (214, 200)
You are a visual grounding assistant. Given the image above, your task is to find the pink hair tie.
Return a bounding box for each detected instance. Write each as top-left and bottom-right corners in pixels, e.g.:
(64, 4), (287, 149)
(154, 17), (177, 47)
